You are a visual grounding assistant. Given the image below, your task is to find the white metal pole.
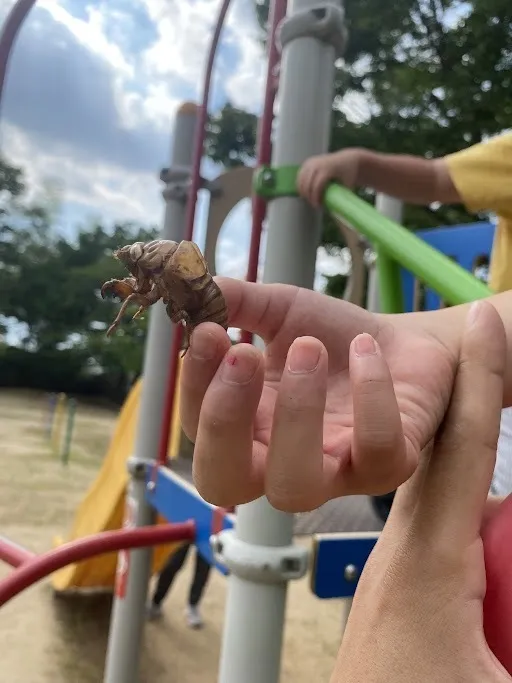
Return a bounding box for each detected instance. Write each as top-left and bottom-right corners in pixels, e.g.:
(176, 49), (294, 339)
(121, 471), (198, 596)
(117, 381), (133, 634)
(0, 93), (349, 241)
(366, 194), (404, 312)
(216, 3), (345, 682)
(103, 102), (198, 683)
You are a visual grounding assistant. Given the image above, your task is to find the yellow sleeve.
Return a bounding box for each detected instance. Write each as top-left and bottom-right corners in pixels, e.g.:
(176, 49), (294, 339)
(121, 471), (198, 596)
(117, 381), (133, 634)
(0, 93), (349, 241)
(444, 132), (512, 217)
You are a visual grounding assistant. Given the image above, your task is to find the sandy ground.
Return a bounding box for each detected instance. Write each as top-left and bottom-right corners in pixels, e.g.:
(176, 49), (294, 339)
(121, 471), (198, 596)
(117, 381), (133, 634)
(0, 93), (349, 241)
(0, 389), (347, 683)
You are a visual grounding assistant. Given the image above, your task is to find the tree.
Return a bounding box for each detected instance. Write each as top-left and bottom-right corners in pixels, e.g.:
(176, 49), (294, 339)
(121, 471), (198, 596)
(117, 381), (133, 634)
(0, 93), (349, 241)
(207, 0), (512, 234)
(1, 217), (158, 351)
(205, 102), (258, 168)
(0, 154), (159, 398)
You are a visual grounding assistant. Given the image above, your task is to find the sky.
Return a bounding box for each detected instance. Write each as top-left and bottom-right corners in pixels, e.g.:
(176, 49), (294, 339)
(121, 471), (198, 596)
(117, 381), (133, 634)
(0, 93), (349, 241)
(0, 0), (348, 326)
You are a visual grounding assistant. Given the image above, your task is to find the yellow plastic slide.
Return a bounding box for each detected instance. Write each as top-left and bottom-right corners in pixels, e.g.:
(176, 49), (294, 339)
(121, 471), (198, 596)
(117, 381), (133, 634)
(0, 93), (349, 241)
(51, 360), (186, 592)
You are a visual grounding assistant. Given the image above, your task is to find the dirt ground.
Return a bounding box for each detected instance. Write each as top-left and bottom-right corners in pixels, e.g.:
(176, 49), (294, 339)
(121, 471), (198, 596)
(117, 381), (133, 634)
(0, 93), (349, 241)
(0, 389), (348, 683)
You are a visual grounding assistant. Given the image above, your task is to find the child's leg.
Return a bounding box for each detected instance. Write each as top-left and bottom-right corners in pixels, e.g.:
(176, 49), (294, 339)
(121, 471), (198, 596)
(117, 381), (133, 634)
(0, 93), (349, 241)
(185, 550), (212, 629)
(146, 543), (192, 619)
(490, 408), (512, 496)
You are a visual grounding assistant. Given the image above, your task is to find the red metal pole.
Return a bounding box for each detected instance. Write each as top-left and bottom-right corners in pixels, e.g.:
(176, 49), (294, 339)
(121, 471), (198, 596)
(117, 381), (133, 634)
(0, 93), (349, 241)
(240, 0), (287, 345)
(0, 0), (37, 115)
(0, 522), (195, 607)
(157, 0), (232, 467)
(0, 535), (35, 568)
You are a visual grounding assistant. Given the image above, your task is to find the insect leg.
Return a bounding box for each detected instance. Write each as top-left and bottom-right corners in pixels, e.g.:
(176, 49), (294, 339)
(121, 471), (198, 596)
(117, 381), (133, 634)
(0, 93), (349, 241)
(106, 289), (162, 337)
(130, 286), (162, 321)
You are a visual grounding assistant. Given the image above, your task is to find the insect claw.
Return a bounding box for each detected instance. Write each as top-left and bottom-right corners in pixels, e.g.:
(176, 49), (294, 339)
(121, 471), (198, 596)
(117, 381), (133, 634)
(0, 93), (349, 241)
(106, 321), (118, 337)
(101, 278), (137, 301)
(101, 280), (115, 300)
(132, 305), (145, 321)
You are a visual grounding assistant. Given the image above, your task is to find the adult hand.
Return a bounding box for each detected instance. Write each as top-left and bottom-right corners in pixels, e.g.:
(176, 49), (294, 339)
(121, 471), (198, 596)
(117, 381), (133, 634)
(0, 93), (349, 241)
(330, 299), (510, 682)
(180, 277), (459, 510)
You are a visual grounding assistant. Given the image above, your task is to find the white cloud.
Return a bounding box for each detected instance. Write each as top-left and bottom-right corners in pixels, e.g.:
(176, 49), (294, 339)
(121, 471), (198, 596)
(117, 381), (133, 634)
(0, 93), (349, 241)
(2, 122), (164, 228)
(40, 1), (134, 76)
(140, 0), (265, 118)
(0, 0), (344, 289)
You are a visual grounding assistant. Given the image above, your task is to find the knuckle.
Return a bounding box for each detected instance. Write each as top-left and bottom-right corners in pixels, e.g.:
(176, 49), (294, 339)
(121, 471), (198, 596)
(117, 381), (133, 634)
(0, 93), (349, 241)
(266, 488), (305, 513)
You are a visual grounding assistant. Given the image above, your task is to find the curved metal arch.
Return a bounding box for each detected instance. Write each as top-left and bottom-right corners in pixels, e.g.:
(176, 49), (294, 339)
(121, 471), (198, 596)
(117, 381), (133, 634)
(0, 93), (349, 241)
(0, 0), (37, 117)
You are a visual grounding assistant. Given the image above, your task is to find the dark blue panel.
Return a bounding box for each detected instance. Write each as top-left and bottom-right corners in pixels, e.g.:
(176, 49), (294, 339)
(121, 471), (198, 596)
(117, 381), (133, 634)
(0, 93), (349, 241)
(311, 533), (379, 599)
(400, 221), (495, 312)
(146, 467), (234, 575)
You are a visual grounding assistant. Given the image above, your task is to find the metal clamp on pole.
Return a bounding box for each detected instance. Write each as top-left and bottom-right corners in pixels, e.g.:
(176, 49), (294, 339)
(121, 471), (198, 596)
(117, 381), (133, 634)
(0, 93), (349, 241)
(211, 530), (309, 584)
(253, 164), (301, 198)
(126, 456), (153, 480)
(161, 166), (222, 202)
(277, 3), (348, 57)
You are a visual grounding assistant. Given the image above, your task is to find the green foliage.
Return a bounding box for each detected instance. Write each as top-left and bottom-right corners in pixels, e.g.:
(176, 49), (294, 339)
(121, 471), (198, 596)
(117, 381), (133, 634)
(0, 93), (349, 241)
(323, 272), (349, 298)
(0, 154), (158, 401)
(206, 0), (512, 289)
(205, 102), (258, 168)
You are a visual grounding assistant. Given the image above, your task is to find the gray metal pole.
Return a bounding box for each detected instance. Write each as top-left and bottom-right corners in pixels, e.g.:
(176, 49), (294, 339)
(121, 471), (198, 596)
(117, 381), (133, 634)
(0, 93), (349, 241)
(103, 102), (198, 683)
(216, 3), (345, 682)
(366, 194), (403, 312)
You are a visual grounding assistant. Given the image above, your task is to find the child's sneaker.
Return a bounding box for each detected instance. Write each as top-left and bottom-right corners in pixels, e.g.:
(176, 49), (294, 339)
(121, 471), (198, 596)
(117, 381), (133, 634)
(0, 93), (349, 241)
(146, 600), (163, 620)
(185, 604), (203, 629)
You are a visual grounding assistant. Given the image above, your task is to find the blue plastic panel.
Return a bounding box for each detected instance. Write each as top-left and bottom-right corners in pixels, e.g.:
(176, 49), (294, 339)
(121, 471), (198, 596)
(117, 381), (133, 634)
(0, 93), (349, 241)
(310, 532), (379, 599)
(401, 221), (495, 311)
(146, 466), (234, 575)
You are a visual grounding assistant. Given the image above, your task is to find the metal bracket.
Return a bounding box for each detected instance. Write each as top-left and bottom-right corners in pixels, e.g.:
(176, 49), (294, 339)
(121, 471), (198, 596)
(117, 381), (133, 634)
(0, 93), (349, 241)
(126, 455), (152, 480)
(161, 165), (223, 202)
(253, 165), (300, 199)
(160, 165), (191, 184)
(277, 4), (348, 57)
(210, 529), (309, 584)
(162, 182), (189, 203)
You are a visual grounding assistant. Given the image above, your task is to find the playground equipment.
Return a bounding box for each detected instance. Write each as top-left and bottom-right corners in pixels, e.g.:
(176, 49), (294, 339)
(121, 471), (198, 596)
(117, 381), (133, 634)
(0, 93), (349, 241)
(50, 371), (187, 593)
(1, 0), (511, 681)
(45, 392), (76, 464)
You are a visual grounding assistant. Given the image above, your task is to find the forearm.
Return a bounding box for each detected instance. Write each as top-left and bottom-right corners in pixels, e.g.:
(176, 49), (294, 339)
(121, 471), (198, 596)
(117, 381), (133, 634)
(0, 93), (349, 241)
(350, 149), (450, 205)
(387, 291), (512, 408)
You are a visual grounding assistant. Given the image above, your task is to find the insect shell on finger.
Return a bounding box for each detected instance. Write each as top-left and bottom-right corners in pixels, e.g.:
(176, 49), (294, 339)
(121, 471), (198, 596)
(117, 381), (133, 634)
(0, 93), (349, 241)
(100, 239), (229, 355)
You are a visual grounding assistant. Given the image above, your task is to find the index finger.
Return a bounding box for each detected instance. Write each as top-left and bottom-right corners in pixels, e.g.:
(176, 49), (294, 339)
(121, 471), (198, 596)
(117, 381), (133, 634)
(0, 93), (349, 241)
(214, 277), (296, 342)
(413, 300), (506, 546)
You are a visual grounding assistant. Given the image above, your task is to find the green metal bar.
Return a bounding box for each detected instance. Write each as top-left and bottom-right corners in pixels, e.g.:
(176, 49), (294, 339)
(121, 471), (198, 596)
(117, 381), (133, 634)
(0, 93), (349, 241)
(61, 398), (76, 465)
(253, 165), (492, 306)
(376, 249), (404, 313)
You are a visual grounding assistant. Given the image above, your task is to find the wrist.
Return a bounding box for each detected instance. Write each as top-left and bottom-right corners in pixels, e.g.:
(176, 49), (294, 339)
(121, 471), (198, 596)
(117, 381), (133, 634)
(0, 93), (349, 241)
(379, 299), (512, 410)
(332, 147), (371, 188)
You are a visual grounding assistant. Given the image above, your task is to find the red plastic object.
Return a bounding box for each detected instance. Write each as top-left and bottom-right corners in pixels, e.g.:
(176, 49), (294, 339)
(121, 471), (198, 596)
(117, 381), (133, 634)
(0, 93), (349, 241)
(483, 494), (512, 674)
(0, 0), (36, 112)
(157, 0), (232, 468)
(240, 0), (288, 345)
(0, 521), (195, 607)
(0, 535), (35, 568)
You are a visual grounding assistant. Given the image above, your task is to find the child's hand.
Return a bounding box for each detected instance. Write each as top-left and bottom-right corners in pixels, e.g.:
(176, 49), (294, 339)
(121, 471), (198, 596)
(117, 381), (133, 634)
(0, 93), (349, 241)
(331, 299), (511, 682)
(297, 149), (363, 207)
(180, 277), (462, 510)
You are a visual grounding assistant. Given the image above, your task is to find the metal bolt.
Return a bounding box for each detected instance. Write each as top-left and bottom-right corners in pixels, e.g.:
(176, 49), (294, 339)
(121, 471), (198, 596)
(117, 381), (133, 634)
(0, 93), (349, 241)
(261, 169), (275, 187)
(210, 536), (223, 555)
(281, 557), (300, 572)
(311, 7), (327, 20)
(344, 564), (359, 582)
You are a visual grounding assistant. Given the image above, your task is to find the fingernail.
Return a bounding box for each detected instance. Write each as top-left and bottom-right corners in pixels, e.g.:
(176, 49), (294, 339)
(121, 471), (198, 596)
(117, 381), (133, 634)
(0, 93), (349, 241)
(288, 337), (321, 374)
(190, 331), (217, 360)
(354, 334), (377, 357)
(221, 349), (259, 385)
